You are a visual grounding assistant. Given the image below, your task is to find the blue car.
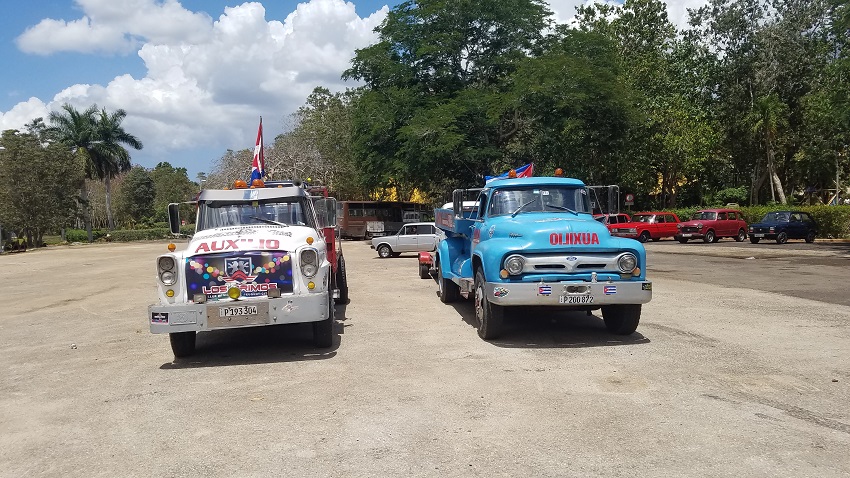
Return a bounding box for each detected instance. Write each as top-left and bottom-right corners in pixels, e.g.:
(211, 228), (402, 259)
(748, 211), (817, 244)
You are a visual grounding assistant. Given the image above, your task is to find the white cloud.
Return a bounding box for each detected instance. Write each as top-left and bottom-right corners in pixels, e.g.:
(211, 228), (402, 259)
(547, 0), (709, 30)
(4, 1), (388, 172)
(16, 0), (213, 55)
(0, 98), (50, 131)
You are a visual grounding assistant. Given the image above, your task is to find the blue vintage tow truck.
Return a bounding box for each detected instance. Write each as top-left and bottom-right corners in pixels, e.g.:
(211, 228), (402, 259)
(420, 174), (652, 340)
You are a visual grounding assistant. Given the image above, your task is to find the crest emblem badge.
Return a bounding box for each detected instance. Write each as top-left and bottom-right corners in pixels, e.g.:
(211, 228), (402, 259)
(223, 257), (256, 283)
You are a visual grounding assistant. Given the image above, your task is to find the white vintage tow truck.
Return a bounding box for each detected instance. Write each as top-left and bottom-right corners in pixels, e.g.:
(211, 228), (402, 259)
(149, 179), (348, 357)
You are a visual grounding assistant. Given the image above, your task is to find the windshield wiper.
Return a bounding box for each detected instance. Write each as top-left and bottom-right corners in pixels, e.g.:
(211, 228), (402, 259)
(511, 198), (538, 217)
(248, 216), (289, 227)
(544, 204), (579, 215)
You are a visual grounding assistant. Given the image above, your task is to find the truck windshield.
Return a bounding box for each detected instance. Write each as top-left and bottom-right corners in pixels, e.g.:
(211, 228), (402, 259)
(488, 187), (591, 217)
(196, 198), (316, 232)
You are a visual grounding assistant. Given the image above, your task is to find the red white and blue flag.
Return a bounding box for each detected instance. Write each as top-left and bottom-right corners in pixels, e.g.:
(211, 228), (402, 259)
(538, 285), (552, 296)
(604, 285), (617, 295)
(249, 117), (265, 183)
(485, 163), (533, 184)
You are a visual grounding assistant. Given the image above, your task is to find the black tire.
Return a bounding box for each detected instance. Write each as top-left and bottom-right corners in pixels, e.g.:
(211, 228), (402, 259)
(703, 230), (716, 243)
(419, 263), (431, 279)
(750, 237), (760, 244)
(169, 331), (196, 358)
(638, 231), (650, 243)
(601, 304), (641, 335)
(436, 256), (460, 303)
(776, 231), (788, 244)
(805, 231), (816, 244)
(474, 268), (503, 340)
(677, 238), (689, 244)
(313, 292), (334, 348)
(336, 256), (349, 304)
(735, 229), (746, 242)
(377, 244), (392, 258)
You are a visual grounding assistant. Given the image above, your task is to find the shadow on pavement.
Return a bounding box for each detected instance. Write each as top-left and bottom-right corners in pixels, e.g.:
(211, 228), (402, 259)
(160, 303), (348, 369)
(446, 296), (651, 349)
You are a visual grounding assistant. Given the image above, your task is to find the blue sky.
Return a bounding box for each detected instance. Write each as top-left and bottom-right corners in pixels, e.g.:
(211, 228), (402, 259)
(0, 1), (700, 181)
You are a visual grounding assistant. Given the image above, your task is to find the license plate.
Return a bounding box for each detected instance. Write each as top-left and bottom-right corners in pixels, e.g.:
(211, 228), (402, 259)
(559, 295), (593, 304)
(219, 305), (258, 317)
(754, 233), (764, 237)
(208, 302), (269, 328)
(681, 233), (692, 237)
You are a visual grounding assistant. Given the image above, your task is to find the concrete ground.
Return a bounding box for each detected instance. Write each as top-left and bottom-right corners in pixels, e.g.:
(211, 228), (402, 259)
(0, 240), (847, 477)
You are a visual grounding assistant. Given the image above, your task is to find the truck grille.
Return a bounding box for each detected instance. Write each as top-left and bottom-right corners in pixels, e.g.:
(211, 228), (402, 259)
(518, 252), (628, 275)
(681, 226), (700, 233)
(185, 251), (294, 302)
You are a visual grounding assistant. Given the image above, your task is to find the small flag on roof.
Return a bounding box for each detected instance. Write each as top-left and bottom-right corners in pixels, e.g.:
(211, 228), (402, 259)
(485, 163), (533, 184)
(249, 117), (265, 183)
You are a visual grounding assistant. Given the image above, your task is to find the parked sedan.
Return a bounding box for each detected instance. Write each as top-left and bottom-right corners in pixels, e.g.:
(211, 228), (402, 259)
(371, 222), (438, 258)
(593, 213), (632, 232)
(675, 209), (748, 243)
(610, 212), (681, 243)
(748, 211), (817, 244)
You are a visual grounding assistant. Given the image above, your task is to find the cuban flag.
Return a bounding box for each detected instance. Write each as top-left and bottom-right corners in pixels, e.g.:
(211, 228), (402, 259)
(249, 117), (265, 183)
(485, 163), (533, 184)
(538, 285), (552, 296)
(604, 285), (617, 295)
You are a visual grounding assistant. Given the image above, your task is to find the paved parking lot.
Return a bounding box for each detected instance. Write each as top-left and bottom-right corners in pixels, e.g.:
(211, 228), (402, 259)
(0, 240), (848, 477)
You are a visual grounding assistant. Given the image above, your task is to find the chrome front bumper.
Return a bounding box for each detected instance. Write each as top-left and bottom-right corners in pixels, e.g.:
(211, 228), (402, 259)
(148, 293), (330, 334)
(485, 280), (652, 307)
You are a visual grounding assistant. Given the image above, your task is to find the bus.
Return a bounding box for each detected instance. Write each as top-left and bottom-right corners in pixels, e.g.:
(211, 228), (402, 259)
(337, 201), (431, 239)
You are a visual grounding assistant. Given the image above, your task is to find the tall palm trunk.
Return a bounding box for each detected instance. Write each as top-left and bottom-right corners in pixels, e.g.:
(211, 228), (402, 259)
(766, 145), (787, 204)
(105, 176), (114, 230)
(80, 181), (93, 242)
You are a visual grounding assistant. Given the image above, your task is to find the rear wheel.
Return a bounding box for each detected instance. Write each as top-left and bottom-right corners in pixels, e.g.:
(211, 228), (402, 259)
(776, 231), (788, 244)
(638, 231), (650, 243)
(474, 269), (503, 340)
(703, 230), (716, 243)
(750, 237), (760, 244)
(805, 231), (816, 243)
(602, 305), (641, 335)
(169, 331), (196, 358)
(419, 263), (431, 279)
(735, 229), (746, 242)
(336, 256), (349, 304)
(312, 292), (334, 348)
(377, 244), (392, 258)
(437, 257), (459, 303)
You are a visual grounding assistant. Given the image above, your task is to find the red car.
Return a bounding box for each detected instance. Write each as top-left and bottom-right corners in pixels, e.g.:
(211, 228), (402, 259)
(610, 212), (681, 243)
(593, 213), (631, 232)
(675, 209), (748, 243)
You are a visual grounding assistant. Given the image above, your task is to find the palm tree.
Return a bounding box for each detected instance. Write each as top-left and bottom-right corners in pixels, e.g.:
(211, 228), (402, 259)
(48, 103), (99, 242)
(91, 108), (143, 230)
(748, 94), (789, 204)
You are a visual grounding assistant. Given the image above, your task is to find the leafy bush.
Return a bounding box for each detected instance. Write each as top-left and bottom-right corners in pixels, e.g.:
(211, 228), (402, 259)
(711, 187), (749, 206)
(65, 229), (107, 242)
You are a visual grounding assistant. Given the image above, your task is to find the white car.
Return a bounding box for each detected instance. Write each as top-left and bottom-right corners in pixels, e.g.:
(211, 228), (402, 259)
(371, 222), (438, 258)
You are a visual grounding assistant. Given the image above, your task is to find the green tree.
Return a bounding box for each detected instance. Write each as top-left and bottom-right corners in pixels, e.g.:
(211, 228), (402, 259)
(115, 166), (155, 225)
(150, 162), (197, 221)
(92, 108), (143, 229)
(0, 129), (83, 246)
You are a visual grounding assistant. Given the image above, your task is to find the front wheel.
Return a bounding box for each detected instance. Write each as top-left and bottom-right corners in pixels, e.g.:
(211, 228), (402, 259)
(313, 293), (334, 348)
(735, 229), (746, 242)
(474, 269), (503, 340)
(601, 305), (641, 335)
(377, 244), (392, 258)
(437, 257), (460, 303)
(805, 231), (816, 243)
(336, 256), (349, 304)
(750, 237), (760, 244)
(776, 231), (788, 244)
(638, 231), (650, 243)
(169, 331), (196, 358)
(703, 230), (716, 243)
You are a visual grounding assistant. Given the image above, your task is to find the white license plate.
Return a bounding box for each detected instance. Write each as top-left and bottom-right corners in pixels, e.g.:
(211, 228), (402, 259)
(219, 305), (258, 317)
(753, 233), (764, 237)
(559, 295), (594, 304)
(681, 233), (692, 237)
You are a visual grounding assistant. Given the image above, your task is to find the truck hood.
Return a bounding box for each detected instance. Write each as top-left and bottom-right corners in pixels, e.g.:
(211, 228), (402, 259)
(487, 213), (611, 244)
(187, 225), (324, 256)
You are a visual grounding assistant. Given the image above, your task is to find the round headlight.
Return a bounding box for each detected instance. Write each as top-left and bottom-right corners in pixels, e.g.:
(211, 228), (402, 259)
(677, 223), (682, 229)
(160, 270), (176, 285)
(302, 263), (318, 277)
(504, 255), (525, 275)
(697, 223), (704, 229)
(617, 253), (637, 273)
(158, 256), (175, 271)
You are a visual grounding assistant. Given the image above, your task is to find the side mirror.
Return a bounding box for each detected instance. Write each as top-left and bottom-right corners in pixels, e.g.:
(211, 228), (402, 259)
(314, 198), (338, 228)
(167, 203), (181, 235)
